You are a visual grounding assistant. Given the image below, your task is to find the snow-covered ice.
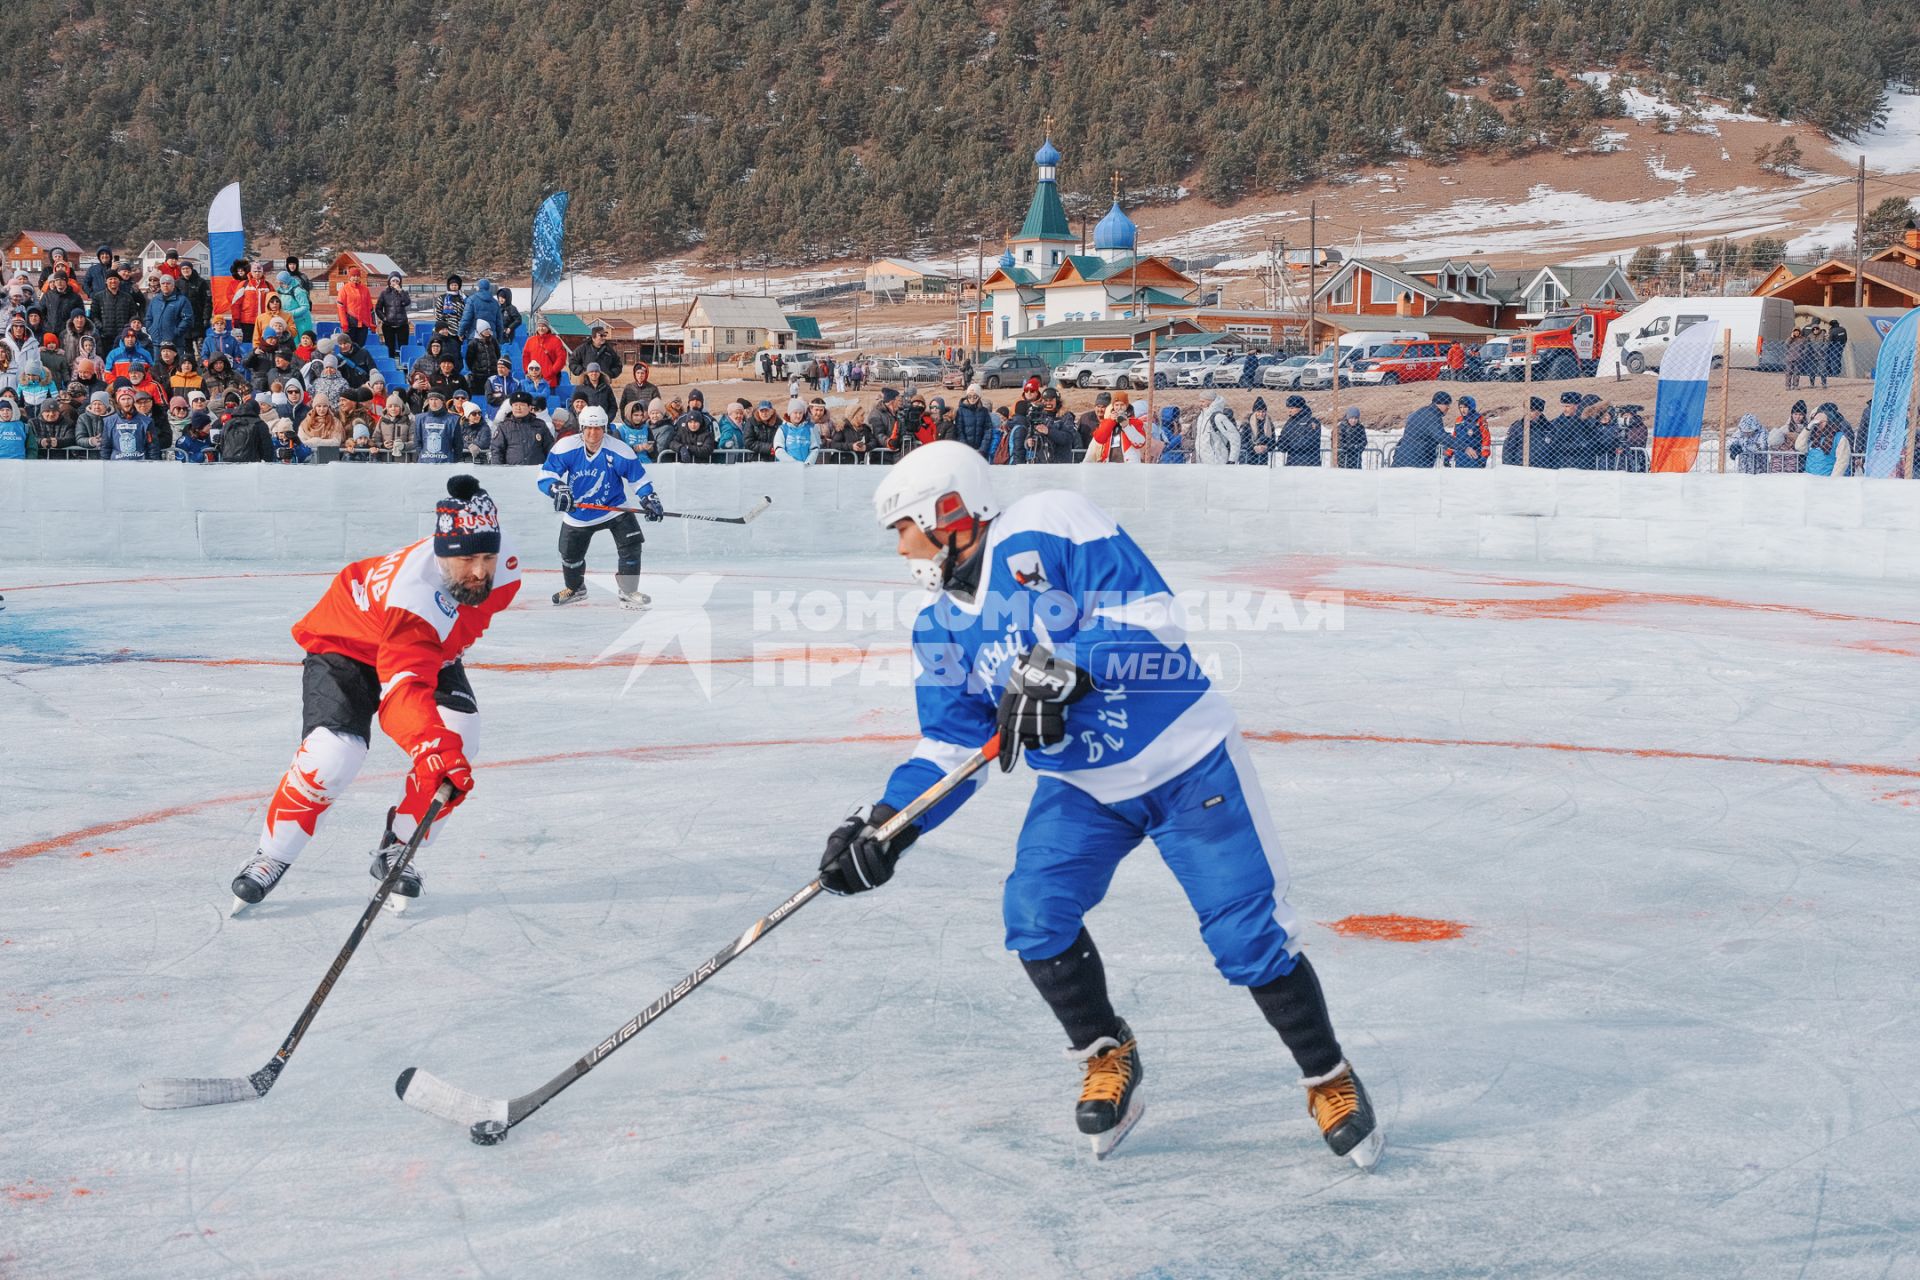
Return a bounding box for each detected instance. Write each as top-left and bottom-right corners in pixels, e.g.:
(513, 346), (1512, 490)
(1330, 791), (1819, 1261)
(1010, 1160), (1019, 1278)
(6, 551), (1920, 1276)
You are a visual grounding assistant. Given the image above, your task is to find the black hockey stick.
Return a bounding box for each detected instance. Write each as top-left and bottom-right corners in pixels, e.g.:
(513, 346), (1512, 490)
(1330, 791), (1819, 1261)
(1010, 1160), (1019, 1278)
(575, 495), (773, 525)
(138, 783), (457, 1110)
(396, 736), (998, 1145)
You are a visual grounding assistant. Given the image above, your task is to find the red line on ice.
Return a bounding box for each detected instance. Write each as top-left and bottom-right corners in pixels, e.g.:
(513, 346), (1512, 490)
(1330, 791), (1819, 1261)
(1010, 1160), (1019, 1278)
(0, 732), (915, 866)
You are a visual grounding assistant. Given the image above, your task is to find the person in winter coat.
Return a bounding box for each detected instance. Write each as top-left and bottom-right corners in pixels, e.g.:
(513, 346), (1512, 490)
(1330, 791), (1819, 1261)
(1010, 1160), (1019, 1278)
(494, 288), (523, 344)
(522, 316), (567, 392)
(275, 271), (315, 343)
(298, 399), (347, 457)
(489, 392), (556, 465)
(619, 365), (663, 416)
(1500, 397), (1546, 467)
(867, 388), (902, 455)
(34, 396), (75, 456)
(568, 326), (625, 382)
(1800, 404), (1852, 476)
(1238, 398), (1275, 465)
(1727, 413), (1768, 474)
(457, 277), (504, 342)
(368, 394), (415, 459)
(1451, 395), (1489, 469)
(143, 275), (196, 352)
(413, 389), (463, 462)
(464, 322), (502, 395)
(1154, 406), (1187, 463)
(713, 401), (752, 459)
(744, 399), (782, 459)
(954, 385), (993, 454)
(60, 311), (97, 364)
(577, 364), (619, 418)
(335, 267), (374, 347)
(1333, 406), (1368, 469)
(100, 385), (151, 460)
(90, 272), (142, 345)
(1277, 395), (1321, 467)
(0, 398), (32, 458)
(1391, 391), (1454, 467)
(175, 261), (212, 341)
(435, 275), (465, 332)
(39, 273), (85, 338)
(773, 400), (818, 462)
(1192, 396), (1239, 465)
(200, 315), (246, 366)
(374, 273), (413, 361)
(170, 410), (214, 462)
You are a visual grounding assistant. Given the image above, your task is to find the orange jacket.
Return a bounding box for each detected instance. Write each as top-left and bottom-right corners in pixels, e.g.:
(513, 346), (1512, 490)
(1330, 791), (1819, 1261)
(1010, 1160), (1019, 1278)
(291, 538), (522, 756)
(336, 277), (374, 328)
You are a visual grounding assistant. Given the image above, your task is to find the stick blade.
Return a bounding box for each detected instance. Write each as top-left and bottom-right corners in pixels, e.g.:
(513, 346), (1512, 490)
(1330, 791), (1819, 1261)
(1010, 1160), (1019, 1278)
(740, 496), (773, 524)
(139, 1076), (263, 1110)
(394, 1066), (509, 1129)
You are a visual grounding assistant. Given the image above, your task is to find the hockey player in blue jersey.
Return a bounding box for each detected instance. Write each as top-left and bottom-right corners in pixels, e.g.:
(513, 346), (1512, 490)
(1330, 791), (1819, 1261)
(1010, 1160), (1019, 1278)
(817, 442), (1381, 1167)
(535, 406), (663, 609)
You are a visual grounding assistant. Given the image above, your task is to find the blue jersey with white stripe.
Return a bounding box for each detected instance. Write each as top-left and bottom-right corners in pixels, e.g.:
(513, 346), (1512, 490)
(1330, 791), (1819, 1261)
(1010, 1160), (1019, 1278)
(880, 490), (1235, 831)
(536, 434), (656, 527)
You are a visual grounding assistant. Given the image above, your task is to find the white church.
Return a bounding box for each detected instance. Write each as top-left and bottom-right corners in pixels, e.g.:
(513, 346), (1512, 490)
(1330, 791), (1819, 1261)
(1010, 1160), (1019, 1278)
(976, 136), (1201, 351)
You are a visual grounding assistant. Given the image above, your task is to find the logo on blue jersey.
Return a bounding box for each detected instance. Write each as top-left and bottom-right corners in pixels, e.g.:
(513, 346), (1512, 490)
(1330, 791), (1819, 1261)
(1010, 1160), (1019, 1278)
(1008, 550), (1051, 592)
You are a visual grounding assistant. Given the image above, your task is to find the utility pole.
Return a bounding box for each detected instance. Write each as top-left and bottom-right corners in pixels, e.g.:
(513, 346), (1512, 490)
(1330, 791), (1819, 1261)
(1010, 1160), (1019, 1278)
(1854, 154), (1866, 307)
(1307, 200), (1318, 356)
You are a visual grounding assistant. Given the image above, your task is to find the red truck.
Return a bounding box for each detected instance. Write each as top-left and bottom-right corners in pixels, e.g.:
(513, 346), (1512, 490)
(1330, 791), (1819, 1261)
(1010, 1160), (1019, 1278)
(1518, 305), (1624, 379)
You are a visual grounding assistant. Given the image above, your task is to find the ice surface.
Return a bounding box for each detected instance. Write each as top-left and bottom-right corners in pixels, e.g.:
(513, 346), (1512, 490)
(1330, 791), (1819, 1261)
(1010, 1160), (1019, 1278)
(5, 552), (1920, 1277)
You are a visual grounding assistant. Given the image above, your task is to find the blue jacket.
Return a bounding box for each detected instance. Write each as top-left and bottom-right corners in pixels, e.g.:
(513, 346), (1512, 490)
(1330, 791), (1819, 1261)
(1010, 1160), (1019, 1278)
(955, 400), (992, 452)
(1391, 405), (1451, 467)
(413, 410), (463, 463)
(175, 433), (215, 463)
(878, 490), (1235, 831)
(106, 339), (156, 371)
(536, 434), (655, 527)
(457, 277), (504, 341)
(145, 291), (197, 348)
(201, 328), (247, 365)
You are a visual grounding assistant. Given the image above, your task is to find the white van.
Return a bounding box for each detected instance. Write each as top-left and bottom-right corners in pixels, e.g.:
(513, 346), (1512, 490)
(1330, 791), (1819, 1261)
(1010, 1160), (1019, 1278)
(1333, 330), (1428, 359)
(1603, 297), (1793, 375)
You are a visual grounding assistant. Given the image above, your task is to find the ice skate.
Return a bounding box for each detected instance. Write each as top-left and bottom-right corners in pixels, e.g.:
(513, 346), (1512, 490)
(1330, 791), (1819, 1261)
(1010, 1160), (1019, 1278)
(551, 586), (588, 606)
(230, 853), (291, 915)
(1305, 1062), (1382, 1170)
(618, 588), (651, 611)
(369, 808), (422, 913)
(1073, 1020), (1145, 1161)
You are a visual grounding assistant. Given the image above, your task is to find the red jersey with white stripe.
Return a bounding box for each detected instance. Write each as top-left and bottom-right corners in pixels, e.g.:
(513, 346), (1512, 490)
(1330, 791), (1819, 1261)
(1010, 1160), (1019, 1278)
(290, 537), (522, 752)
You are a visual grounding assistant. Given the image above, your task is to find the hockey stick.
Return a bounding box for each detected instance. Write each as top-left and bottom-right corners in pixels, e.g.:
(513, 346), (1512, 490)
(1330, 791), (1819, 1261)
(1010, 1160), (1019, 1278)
(396, 735), (998, 1145)
(574, 495), (773, 525)
(138, 782), (457, 1110)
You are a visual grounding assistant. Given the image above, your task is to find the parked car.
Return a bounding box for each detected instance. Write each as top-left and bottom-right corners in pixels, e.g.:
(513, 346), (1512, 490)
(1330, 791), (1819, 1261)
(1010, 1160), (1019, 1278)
(976, 353), (1050, 388)
(1175, 352), (1238, 387)
(1084, 350), (1149, 390)
(1186, 351), (1278, 387)
(1259, 355), (1314, 390)
(1128, 347), (1223, 390)
(1349, 341), (1458, 385)
(1055, 350), (1145, 388)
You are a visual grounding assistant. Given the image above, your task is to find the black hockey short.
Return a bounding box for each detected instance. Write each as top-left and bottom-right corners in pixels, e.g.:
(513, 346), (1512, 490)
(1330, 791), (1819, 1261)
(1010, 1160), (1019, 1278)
(301, 652), (477, 742)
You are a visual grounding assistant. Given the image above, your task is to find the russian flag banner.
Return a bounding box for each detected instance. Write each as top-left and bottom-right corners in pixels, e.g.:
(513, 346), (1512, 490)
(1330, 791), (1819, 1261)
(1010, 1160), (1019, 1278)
(207, 182), (245, 317)
(1649, 321), (1720, 473)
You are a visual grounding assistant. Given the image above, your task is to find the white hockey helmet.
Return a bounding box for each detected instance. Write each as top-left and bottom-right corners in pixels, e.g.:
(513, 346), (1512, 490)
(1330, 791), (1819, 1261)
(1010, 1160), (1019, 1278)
(578, 406), (609, 430)
(873, 441), (999, 591)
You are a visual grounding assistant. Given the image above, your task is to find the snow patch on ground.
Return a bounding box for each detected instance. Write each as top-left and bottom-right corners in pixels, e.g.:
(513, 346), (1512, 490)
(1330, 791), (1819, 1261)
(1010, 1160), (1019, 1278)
(507, 261), (863, 312)
(1827, 90), (1920, 175)
(1578, 71), (1769, 125)
(1786, 219), (1856, 258)
(1646, 155), (1697, 184)
(1361, 181), (1818, 262)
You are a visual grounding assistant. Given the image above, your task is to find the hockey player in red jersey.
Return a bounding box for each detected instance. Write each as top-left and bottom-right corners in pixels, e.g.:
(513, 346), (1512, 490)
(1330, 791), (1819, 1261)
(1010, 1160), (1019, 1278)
(230, 475), (522, 914)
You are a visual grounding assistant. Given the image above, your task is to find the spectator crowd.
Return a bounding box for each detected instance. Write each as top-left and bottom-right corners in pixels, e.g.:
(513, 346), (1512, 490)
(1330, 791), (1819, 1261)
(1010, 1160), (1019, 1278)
(0, 242), (1887, 477)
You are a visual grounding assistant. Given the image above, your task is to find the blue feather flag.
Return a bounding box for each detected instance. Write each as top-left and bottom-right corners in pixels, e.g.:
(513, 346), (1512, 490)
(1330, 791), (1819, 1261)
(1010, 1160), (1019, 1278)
(530, 191), (570, 316)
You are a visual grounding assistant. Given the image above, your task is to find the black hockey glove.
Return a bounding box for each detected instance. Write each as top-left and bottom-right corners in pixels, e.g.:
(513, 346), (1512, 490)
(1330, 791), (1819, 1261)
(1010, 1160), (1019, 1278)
(995, 646), (1095, 773)
(818, 803), (919, 895)
(638, 493), (665, 523)
(550, 479), (573, 513)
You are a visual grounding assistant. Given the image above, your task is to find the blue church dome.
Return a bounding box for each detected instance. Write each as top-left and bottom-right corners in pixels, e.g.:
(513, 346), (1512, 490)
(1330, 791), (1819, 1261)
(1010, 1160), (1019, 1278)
(1033, 138), (1062, 169)
(998, 247), (1015, 270)
(1093, 200), (1136, 252)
